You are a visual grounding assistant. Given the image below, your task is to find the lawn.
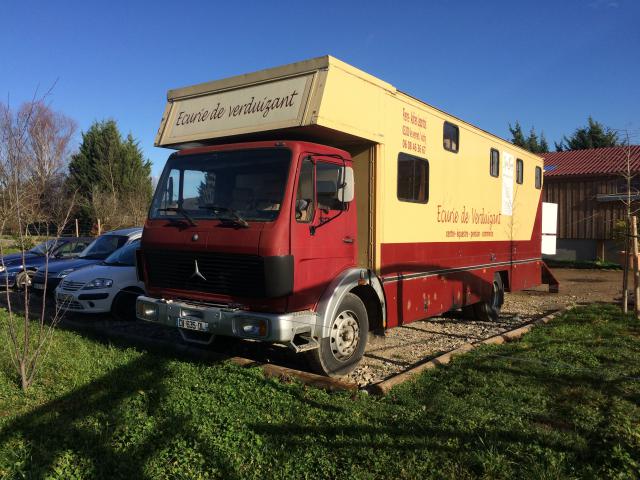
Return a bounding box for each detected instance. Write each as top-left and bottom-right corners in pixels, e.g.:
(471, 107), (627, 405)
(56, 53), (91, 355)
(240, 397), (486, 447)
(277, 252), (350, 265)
(0, 304), (638, 479)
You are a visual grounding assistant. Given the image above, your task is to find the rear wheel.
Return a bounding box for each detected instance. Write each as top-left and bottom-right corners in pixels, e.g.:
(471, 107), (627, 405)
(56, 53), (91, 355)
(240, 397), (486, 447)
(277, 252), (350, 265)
(307, 292), (368, 377)
(111, 290), (140, 321)
(473, 273), (504, 321)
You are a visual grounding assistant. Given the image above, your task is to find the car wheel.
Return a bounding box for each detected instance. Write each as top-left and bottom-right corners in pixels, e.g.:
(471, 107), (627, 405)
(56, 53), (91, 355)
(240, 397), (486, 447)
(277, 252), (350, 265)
(15, 271), (33, 290)
(306, 292), (368, 377)
(111, 290), (140, 321)
(473, 273), (504, 321)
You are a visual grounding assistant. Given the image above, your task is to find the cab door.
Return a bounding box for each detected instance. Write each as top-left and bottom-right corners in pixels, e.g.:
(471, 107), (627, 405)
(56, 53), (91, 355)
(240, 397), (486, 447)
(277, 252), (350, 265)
(289, 155), (357, 311)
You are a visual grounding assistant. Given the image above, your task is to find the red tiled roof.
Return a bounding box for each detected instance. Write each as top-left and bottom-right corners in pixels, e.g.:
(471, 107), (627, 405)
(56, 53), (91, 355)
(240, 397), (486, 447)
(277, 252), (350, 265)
(543, 145), (640, 177)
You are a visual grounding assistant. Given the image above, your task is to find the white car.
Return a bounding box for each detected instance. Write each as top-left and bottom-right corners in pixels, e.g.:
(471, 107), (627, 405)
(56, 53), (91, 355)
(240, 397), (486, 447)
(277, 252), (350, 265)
(55, 240), (145, 320)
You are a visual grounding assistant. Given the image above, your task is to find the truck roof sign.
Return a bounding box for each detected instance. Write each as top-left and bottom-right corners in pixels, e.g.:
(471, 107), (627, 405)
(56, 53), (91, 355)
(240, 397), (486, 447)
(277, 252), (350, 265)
(156, 73), (314, 147)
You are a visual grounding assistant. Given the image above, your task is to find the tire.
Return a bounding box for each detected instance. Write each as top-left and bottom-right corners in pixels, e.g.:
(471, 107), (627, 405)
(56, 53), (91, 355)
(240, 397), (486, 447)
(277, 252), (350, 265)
(14, 271), (33, 290)
(307, 292), (368, 377)
(111, 290), (140, 322)
(473, 273), (504, 321)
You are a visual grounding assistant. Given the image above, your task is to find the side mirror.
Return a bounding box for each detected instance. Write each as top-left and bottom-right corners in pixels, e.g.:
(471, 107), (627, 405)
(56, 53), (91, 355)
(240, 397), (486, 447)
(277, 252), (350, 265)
(338, 166), (354, 203)
(168, 177), (174, 203)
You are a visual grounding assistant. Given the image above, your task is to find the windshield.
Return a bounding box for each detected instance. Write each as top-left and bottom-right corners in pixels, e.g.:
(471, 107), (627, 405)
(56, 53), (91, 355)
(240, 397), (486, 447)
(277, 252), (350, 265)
(150, 148), (291, 222)
(29, 239), (62, 255)
(104, 240), (139, 266)
(79, 235), (129, 260)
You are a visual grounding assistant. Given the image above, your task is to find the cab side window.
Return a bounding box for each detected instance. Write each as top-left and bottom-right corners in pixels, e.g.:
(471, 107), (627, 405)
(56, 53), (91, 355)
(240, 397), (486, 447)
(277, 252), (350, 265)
(295, 158), (315, 223)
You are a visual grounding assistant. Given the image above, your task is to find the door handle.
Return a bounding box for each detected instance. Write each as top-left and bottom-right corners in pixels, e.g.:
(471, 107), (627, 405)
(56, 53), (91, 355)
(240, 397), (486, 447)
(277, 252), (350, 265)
(342, 236), (353, 244)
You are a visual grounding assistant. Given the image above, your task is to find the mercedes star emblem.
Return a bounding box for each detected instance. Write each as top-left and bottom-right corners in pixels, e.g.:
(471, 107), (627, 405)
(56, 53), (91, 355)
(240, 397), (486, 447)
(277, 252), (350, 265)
(190, 259), (206, 281)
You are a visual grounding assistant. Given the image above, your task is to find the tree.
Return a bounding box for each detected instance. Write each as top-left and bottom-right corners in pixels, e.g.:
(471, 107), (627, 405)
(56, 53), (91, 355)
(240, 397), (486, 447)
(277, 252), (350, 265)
(67, 120), (152, 230)
(509, 122), (549, 154)
(555, 116), (619, 151)
(0, 97), (76, 392)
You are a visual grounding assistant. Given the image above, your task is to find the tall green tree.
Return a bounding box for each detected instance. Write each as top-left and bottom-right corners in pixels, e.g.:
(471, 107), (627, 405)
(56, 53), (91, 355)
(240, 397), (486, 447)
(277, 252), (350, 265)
(509, 121), (549, 154)
(68, 120), (152, 229)
(555, 116), (619, 151)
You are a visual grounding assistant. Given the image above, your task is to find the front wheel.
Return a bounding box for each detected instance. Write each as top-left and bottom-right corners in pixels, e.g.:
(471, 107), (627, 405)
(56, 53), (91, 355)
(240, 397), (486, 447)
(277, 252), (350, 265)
(307, 292), (368, 377)
(14, 271), (33, 290)
(111, 290), (140, 321)
(473, 273), (504, 321)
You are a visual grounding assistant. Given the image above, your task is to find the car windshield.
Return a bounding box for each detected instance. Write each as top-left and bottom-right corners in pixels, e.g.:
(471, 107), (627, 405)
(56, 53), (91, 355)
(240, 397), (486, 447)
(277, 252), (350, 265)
(29, 239), (63, 255)
(104, 240), (139, 266)
(78, 235), (129, 260)
(149, 148), (291, 222)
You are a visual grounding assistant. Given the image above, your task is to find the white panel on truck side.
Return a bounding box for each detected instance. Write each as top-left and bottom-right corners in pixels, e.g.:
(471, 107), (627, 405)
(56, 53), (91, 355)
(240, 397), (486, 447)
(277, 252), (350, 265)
(542, 202), (558, 255)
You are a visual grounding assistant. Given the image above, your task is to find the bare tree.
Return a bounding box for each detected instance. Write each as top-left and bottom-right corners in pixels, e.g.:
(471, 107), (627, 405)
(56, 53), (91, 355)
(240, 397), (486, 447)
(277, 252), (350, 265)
(0, 95), (77, 392)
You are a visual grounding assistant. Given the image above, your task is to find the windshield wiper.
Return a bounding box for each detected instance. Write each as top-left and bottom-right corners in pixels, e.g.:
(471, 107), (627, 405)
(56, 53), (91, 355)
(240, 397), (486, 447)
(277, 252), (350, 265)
(157, 206), (198, 226)
(200, 205), (249, 228)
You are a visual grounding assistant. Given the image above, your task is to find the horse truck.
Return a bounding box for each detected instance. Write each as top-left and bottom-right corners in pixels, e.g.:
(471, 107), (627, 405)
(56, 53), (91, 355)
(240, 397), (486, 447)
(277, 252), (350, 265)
(136, 56), (557, 376)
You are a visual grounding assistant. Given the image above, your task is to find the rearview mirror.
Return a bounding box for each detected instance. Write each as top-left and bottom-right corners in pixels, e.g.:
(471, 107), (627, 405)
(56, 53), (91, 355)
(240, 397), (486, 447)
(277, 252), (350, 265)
(338, 166), (354, 203)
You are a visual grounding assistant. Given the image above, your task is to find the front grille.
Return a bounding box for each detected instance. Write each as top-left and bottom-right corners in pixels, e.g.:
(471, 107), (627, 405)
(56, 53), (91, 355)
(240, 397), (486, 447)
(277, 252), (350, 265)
(61, 280), (85, 291)
(144, 250), (265, 297)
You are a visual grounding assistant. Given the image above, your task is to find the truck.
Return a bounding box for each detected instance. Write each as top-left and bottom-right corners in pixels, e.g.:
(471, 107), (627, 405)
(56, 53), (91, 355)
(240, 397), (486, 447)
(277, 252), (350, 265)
(136, 56), (557, 376)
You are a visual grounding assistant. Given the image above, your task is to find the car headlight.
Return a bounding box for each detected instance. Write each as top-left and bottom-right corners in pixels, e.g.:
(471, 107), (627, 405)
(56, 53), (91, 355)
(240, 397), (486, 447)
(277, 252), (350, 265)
(82, 278), (113, 290)
(58, 269), (75, 278)
(0, 266), (5, 273)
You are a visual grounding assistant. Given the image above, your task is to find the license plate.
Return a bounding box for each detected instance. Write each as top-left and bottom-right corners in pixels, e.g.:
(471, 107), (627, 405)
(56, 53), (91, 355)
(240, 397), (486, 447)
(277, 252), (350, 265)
(177, 318), (209, 332)
(32, 283), (44, 290)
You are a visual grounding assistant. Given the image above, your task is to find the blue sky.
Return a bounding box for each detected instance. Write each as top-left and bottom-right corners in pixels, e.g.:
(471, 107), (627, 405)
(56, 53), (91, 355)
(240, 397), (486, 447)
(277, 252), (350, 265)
(1, 0), (638, 177)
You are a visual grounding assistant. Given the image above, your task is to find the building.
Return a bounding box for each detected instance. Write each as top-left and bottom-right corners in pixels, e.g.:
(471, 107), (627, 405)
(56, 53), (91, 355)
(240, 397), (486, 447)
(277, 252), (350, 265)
(542, 145), (640, 262)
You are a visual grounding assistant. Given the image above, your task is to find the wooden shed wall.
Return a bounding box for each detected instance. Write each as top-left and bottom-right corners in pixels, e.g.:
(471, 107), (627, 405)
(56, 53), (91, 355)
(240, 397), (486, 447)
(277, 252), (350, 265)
(543, 176), (627, 240)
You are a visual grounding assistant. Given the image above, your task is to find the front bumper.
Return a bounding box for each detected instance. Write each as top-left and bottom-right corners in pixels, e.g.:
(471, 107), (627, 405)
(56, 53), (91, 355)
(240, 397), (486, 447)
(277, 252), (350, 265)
(136, 295), (317, 344)
(55, 289), (112, 312)
(32, 276), (62, 293)
(0, 271), (17, 288)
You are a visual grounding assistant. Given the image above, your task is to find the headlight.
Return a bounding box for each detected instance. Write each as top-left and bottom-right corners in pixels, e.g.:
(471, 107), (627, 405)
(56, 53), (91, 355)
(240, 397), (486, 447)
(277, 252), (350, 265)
(58, 269), (75, 278)
(136, 300), (158, 321)
(0, 266), (5, 273)
(82, 278), (113, 290)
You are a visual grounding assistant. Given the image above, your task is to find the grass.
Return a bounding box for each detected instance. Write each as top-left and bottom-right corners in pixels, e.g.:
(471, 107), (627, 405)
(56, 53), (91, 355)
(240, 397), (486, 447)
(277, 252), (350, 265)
(0, 304), (638, 479)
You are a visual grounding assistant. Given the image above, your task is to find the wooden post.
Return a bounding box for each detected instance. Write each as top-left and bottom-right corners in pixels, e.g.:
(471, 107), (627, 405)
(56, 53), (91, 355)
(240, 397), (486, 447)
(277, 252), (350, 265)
(623, 220), (630, 313)
(97, 219), (102, 236)
(633, 216), (640, 319)
(75, 218), (79, 237)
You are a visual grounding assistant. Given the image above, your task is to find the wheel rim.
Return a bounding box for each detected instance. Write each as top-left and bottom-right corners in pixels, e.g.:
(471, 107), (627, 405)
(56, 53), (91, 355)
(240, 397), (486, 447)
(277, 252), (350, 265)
(17, 272), (31, 288)
(329, 309), (360, 362)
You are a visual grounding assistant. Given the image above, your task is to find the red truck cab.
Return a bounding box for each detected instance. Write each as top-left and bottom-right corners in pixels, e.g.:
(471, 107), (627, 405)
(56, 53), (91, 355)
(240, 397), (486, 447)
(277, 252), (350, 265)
(137, 141), (369, 375)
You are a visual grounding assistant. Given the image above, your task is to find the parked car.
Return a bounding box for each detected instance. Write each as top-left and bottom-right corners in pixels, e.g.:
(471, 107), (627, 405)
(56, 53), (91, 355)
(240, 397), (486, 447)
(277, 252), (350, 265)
(32, 228), (142, 293)
(55, 239), (145, 320)
(0, 237), (92, 289)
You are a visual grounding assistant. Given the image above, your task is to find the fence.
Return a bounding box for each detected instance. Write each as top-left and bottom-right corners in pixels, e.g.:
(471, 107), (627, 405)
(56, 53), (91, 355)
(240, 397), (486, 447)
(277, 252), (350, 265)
(12, 219), (107, 238)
